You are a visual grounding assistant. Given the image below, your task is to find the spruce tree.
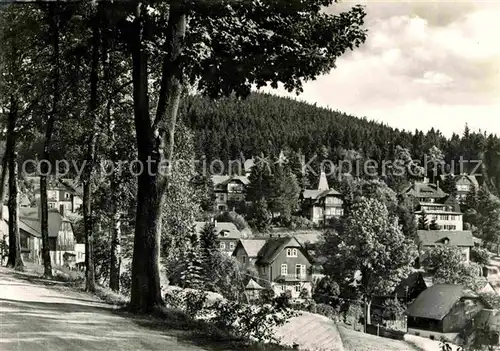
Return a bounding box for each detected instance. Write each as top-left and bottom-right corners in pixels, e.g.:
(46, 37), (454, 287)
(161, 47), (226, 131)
(180, 233), (204, 289)
(441, 174), (458, 198)
(418, 209), (429, 230)
(199, 222), (218, 288)
(429, 218), (440, 230)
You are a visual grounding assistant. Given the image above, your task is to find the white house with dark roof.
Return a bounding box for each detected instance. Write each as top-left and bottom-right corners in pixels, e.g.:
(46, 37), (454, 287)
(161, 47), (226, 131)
(24, 176), (83, 216)
(233, 236), (314, 298)
(300, 171), (344, 225)
(212, 175), (250, 212)
(405, 179), (464, 231)
(195, 221), (243, 256)
(439, 173), (479, 202)
(1, 205), (84, 266)
(417, 230), (474, 263)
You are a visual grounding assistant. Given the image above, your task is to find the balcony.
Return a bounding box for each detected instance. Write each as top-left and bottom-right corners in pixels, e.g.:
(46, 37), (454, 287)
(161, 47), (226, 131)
(277, 274), (308, 282)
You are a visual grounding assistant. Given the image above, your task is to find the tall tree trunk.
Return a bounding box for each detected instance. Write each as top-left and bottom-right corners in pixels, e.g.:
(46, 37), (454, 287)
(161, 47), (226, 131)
(0, 142), (8, 220)
(83, 11), (101, 293)
(0, 109), (11, 266)
(6, 97), (23, 270)
(109, 205), (121, 292)
(129, 1), (186, 312)
(365, 298), (372, 327)
(40, 4), (61, 277)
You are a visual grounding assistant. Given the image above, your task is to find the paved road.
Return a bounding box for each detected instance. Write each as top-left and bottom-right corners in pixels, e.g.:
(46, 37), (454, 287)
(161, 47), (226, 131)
(0, 267), (206, 351)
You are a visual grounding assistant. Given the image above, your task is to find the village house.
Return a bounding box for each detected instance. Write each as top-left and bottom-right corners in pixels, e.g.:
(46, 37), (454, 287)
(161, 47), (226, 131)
(406, 284), (490, 343)
(195, 221), (243, 256)
(300, 171), (344, 225)
(417, 230), (474, 263)
(212, 175), (250, 212)
(0, 205), (84, 267)
(406, 180), (464, 231)
(25, 176), (83, 215)
(439, 173), (479, 202)
(233, 235), (314, 298)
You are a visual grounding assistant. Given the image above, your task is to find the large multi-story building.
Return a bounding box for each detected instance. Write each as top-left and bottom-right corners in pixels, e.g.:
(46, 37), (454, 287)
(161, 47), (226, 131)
(25, 176), (83, 216)
(212, 175), (250, 212)
(405, 180), (463, 231)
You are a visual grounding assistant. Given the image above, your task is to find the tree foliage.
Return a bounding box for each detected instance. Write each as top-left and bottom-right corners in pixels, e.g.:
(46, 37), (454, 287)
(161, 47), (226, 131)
(322, 197), (417, 301)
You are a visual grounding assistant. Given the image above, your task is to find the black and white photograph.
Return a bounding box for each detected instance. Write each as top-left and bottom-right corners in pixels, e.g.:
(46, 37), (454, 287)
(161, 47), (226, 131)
(0, 0), (499, 350)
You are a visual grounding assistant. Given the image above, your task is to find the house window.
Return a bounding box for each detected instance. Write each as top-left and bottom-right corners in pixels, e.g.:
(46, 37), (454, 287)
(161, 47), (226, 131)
(230, 242), (235, 250)
(219, 242), (225, 250)
(64, 193), (70, 199)
(281, 264), (288, 276)
(218, 205), (226, 211)
(49, 203), (54, 208)
(242, 256), (246, 263)
(294, 284), (301, 292)
(217, 194), (225, 201)
(286, 248), (298, 257)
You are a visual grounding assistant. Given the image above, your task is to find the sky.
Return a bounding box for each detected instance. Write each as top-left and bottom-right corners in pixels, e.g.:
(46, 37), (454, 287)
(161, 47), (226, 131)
(260, 0), (500, 138)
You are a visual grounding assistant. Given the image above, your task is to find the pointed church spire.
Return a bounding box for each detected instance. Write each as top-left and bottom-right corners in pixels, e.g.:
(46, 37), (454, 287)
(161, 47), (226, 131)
(318, 170), (329, 191)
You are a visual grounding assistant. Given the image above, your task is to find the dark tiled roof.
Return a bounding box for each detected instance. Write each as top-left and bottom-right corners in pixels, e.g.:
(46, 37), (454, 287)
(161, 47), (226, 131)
(406, 284), (473, 320)
(256, 236), (305, 265)
(11, 207), (66, 238)
(417, 230), (474, 247)
(405, 182), (447, 198)
(302, 188), (341, 201)
(394, 271), (428, 299)
(194, 221), (242, 240)
(211, 175), (249, 186)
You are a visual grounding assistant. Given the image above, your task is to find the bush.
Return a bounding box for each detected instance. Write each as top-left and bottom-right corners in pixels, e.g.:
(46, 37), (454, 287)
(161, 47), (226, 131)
(205, 299), (298, 343)
(119, 262), (132, 296)
(315, 303), (335, 319)
(286, 216), (315, 230)
(216, 211), (250, 231)
(471, 246), (490, 265)
(299, 287), (310, 300)
(185, 290), (208, 318)
(312, 276), (340, 306)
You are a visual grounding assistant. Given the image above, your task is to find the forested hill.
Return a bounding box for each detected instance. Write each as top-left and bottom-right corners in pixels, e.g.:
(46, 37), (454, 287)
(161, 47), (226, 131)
(181, 92), (424, 160)
(180, 92), (500, 193)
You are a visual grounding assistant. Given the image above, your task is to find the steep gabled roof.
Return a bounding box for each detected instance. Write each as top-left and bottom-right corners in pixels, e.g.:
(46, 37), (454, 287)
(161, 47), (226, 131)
(2, 206), (66, 238)
(417, 230), (474, 247)
(236, 239), (267, 258)
(211, 175), (249, 187)
(302, 188), (341, 201)
(404, 182), (447, 199)
(406, 284), (476, 320)
(245, 278), (264, 290)
(440, 174), (479, 187)
(256, 236), (305, 265)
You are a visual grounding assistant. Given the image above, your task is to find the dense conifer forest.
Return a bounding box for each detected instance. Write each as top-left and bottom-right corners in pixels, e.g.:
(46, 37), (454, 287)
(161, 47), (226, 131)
(181, 92), (500, 194)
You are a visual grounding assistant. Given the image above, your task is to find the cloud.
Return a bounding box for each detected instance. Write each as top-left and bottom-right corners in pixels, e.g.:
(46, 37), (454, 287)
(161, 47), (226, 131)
(260, 0), (500, 137)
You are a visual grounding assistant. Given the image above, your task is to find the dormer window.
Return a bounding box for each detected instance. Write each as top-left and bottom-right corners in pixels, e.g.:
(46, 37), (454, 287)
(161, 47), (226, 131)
(286, 248), (298, 257)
